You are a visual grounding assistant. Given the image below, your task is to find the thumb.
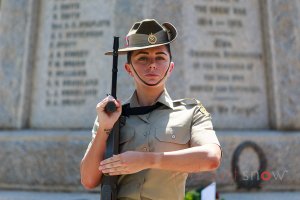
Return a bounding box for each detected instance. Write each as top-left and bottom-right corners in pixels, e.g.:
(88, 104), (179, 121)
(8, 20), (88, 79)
(116, 100), (122, 112)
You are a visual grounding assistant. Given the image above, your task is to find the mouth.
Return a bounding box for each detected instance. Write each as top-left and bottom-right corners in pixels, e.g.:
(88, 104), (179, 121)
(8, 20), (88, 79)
(144, 73), (160, 77)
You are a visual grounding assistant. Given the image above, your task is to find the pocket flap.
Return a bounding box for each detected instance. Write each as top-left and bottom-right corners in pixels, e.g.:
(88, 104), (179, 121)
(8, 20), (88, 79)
(155, 126), (190, 144)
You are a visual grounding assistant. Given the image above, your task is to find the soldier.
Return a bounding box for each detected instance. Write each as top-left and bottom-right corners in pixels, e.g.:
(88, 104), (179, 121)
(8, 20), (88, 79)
(80, 19), (222, 200)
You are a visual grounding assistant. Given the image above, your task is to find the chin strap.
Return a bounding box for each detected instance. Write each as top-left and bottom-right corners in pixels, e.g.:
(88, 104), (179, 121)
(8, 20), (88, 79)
(130, 62), (170, 87)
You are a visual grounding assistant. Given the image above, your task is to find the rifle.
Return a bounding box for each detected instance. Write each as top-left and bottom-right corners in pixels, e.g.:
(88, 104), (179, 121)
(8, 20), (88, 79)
(101, 36), (120, 200)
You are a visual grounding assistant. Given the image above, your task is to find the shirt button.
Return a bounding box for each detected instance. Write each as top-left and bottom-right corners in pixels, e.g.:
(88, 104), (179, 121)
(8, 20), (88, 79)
(171, 134), (176, 139)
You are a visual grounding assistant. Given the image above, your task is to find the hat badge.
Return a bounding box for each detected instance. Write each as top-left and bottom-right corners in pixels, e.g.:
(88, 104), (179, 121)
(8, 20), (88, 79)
(148, 33), (157, 44)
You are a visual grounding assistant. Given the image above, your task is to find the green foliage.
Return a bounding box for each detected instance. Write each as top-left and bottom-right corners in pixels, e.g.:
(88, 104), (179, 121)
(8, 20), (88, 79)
(184, 190), (201, 200)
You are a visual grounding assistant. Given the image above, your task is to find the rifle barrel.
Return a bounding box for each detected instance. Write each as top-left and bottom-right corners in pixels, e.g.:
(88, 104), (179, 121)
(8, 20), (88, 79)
(105, 36), (119, 113)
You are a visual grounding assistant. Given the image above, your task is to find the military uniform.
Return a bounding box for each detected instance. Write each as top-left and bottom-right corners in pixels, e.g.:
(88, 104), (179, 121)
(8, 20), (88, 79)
(86, 89), (220, 200)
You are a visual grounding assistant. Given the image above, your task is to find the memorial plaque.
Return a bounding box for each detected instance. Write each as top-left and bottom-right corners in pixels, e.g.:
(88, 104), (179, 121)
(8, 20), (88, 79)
(183, 0), (268, 129)
(31, 0), (117, 128)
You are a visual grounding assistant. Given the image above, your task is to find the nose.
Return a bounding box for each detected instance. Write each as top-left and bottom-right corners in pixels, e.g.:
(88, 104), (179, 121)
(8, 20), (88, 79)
(148, 59), (157, 70)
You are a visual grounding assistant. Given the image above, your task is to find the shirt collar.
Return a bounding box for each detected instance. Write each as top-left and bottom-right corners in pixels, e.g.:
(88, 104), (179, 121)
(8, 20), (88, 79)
(125, 88), (174, 110)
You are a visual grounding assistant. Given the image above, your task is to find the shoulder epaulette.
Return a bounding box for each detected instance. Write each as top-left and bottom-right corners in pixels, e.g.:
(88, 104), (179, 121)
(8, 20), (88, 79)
(173, 98), (210, 116)
(173, 98), (198, 106)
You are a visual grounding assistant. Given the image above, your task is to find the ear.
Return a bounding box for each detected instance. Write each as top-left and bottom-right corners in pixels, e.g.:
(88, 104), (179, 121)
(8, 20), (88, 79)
(124, 63), (133, 77)
(167, 62), (175, 76)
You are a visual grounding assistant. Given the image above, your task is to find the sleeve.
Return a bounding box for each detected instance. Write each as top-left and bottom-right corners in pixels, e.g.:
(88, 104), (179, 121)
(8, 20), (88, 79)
(83, 116), (99, 157)
(190, 105), (221, 148)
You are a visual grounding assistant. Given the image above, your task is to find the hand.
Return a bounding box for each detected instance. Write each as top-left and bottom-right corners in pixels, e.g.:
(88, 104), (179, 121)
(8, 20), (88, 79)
(99, 151), (148, 176)
(96, 96), (122, 130)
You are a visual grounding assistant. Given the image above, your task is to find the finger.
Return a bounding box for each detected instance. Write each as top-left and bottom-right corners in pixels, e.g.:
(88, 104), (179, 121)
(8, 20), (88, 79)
(96, 97), (110, 109)
(100, 158), (118, 165)
(100, 155), (120, 165)
(108, 172), (120, 176)
(107, 95), (118, 108)
(109, 169), (132, 176)
(105, 99), (120, 111)
(104, 167), (129, 175)
(109, 171), (128, 176)
(99, 161), (124, 170)
(102, 167), (125, 174)
(115, 99), (121, 107)
(115, 100), (122, 112)
(98, 95), (116, 106)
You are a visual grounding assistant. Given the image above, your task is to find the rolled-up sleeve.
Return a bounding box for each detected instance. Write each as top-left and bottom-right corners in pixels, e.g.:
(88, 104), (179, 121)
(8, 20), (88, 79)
(190, 106), (220, 148)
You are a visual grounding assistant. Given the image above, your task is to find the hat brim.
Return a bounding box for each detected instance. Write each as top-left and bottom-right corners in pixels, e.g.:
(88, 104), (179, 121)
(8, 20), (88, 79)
(105, 22), (177, 56)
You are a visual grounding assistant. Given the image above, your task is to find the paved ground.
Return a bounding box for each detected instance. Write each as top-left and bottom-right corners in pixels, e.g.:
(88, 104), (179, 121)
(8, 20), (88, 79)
(220, 192), (300, 200)
(0, 190), (300, 200)
(0, 191), (98, 200)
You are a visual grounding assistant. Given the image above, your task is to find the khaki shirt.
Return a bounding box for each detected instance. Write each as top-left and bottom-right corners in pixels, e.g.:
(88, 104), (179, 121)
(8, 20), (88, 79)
(87, 89), (220, 200)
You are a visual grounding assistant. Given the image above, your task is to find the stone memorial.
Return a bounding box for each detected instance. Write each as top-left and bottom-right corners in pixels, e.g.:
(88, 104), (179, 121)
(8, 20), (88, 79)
(0, 0), (300, 194)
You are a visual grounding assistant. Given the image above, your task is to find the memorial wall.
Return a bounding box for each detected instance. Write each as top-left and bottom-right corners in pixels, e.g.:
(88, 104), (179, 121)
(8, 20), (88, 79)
(31, 0), (269, 129)
(0, 0), (299, 193)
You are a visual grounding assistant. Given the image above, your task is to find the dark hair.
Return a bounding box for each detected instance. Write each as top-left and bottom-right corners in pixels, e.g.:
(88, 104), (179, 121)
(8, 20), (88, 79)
(127, 44), (172, 64)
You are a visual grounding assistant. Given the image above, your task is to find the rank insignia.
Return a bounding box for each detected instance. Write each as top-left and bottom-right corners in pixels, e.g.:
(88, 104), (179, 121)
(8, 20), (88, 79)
(148, 33), (157, 44)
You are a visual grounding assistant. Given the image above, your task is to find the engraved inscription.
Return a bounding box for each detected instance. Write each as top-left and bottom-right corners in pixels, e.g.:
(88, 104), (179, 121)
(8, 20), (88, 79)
(45, 1), (109, 107)
(185, 0), (268, 128)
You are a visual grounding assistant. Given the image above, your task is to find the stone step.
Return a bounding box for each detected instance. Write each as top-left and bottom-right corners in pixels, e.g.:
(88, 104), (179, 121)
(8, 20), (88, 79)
(221, 192), (300, 200)
(0, 190), (300, 200)
(1, 130), (300, 192)
(0, 190), (98, 200)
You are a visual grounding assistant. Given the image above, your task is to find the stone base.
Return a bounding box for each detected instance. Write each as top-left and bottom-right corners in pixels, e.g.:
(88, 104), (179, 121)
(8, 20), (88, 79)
(0, 130), (299, 192)
(0, 130), (92, 192)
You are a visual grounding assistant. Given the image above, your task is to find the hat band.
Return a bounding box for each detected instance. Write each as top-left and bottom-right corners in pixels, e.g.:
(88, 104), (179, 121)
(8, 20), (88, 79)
(127, 30), (169, 47)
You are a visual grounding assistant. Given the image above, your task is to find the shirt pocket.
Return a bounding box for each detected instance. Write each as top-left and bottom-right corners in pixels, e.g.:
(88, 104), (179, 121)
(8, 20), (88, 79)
(120, 126), (135, 144)
(155, 126), (190, 145)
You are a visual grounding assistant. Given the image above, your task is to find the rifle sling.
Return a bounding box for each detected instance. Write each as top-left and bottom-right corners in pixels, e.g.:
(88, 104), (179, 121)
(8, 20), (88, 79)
(101, 103), (163, 200)
(121, 102), (163, 117)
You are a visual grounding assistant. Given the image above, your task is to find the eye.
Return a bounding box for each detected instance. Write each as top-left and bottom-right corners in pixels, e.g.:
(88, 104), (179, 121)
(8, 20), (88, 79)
(138, 57), (148, 61)
(156, 56), (166, 60)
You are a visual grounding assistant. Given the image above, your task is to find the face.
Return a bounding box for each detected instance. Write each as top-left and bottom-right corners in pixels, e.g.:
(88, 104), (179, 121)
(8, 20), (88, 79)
(125, 45), (174, 88)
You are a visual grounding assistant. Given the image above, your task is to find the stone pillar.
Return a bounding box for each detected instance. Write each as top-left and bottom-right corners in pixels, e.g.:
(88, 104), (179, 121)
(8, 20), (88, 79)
(263, 0), (300, 130)
(0, 0), (39, 129)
